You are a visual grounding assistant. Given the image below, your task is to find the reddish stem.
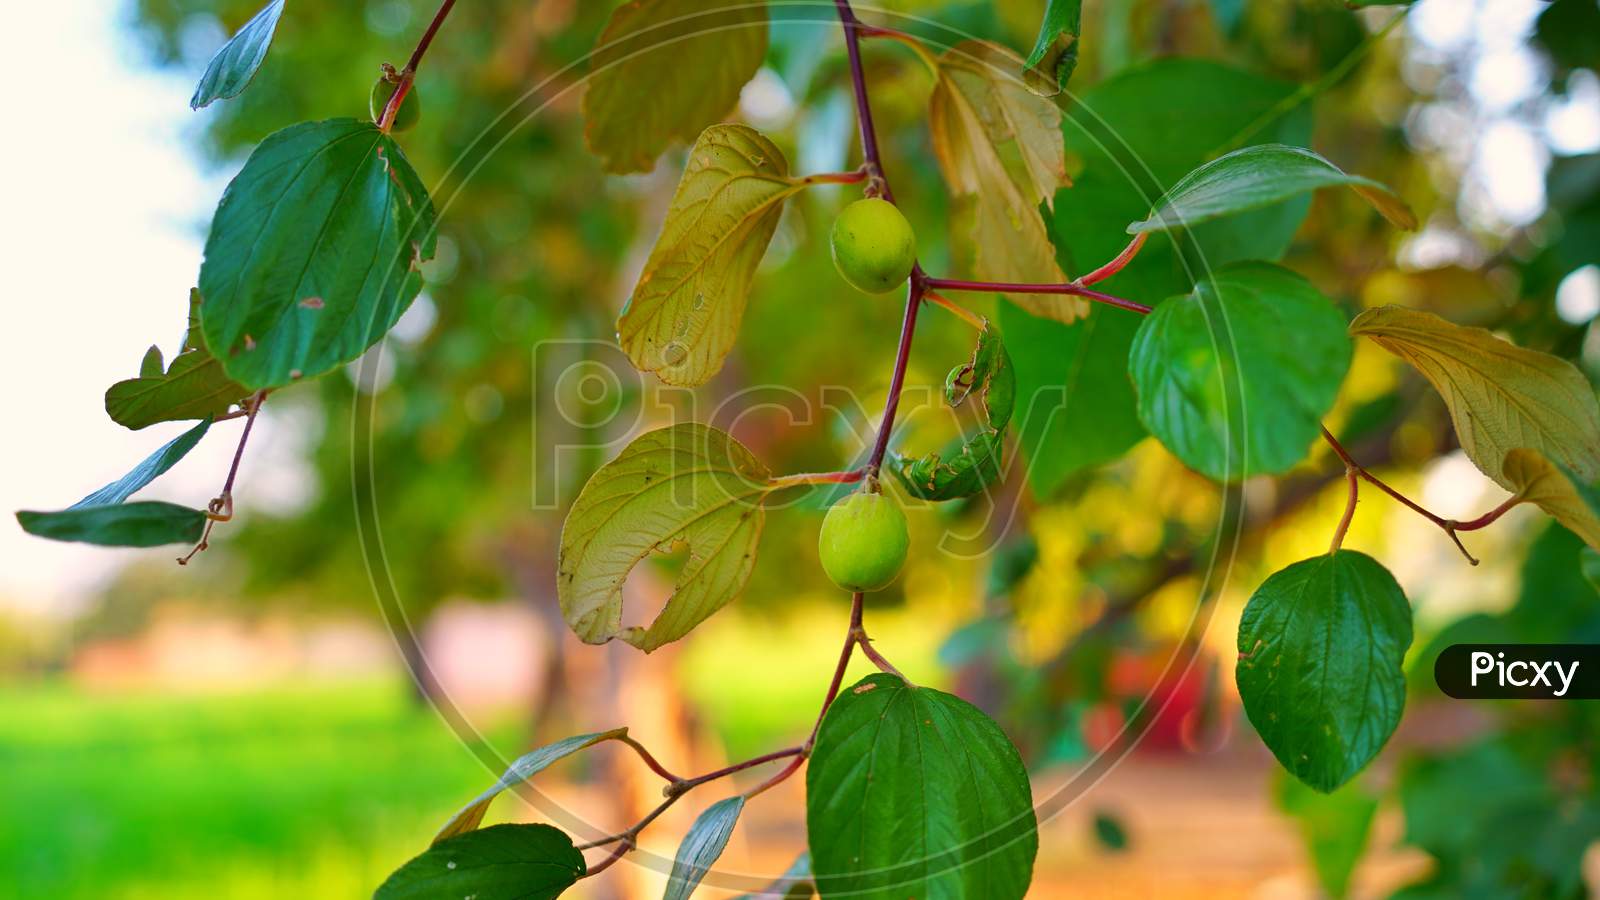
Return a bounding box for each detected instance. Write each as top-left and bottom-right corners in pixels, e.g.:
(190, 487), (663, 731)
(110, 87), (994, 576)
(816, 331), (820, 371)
(1319, 426), (1519, 565)
(855, 632), (908, 681)
(923, 276), (1153, 316)
(618, 734), (680, 783)
(379, 0), (458, 131)
(802, 169), (871, 186)
(835, 0), (890, 200)
(1451, 493), (1523, 531)
(767, 469), (866, 491)
(671, 747), (802, 796)
(220, 390), (265, 500)
(807, 592), (863, 750)
(868, 277), (925, 473)
(745, 593), (866, 799)
(583, 838), (633, 877)
(1078, 232), (1149, 287)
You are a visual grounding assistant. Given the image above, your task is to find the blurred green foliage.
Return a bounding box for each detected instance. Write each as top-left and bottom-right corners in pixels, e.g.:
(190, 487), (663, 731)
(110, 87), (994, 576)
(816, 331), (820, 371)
(0, 681), (522, 900)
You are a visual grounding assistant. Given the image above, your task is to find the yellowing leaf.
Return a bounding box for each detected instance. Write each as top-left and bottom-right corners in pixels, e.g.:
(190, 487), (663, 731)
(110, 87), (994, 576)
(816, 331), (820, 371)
(929, 40), (1079, 321)
(558, 423), (771, 652)
(618, 125), (804, 386)
(582, 0), (768, 174)
(1350, 305), (1600, 489)
(1502, 448), (1600, 550)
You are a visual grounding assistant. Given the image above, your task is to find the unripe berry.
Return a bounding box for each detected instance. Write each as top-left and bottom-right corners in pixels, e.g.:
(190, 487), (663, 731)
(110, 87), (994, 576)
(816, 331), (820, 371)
(830, 198), (917, 294)
(370, 77), (421, 132)
(818, 489), (909, 592)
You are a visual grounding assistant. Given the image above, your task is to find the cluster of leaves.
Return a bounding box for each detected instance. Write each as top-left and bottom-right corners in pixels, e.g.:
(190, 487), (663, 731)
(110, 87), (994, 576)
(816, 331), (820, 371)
(39, 0), (1600, 896)
(18, 0), (436, 551)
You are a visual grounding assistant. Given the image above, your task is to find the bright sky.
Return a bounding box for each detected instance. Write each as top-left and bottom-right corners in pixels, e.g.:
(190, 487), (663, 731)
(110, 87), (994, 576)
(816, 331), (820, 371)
(0, 2), (304, 617)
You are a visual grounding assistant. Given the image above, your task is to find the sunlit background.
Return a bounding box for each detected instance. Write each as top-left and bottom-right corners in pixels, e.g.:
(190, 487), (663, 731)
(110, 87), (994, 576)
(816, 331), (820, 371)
(2, 0), (1598, 897)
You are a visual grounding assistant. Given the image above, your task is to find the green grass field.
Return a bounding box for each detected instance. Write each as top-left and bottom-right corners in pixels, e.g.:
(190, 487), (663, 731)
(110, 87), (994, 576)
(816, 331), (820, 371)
(0, 681), (522, 899)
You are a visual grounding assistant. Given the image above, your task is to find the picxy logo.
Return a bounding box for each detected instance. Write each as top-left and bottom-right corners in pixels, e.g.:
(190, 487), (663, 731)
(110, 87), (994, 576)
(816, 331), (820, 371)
(1435, 644), (1599, 700)
(1469, 651), (1578, 696)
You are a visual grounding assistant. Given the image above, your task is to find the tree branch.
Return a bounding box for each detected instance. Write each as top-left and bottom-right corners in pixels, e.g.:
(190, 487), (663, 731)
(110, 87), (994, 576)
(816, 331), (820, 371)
(1318, 426), (1519, 565)
(179, 389), (266, 565)
(379, 0), (458, 131)
(923, 276), (1153, 316)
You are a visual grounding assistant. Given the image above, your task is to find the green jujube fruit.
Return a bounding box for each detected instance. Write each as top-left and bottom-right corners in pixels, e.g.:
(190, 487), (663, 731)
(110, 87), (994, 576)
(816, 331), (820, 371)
(830, 198), (917, 294)
(370, 77), (421, 131)
(818, 490), (910, 592)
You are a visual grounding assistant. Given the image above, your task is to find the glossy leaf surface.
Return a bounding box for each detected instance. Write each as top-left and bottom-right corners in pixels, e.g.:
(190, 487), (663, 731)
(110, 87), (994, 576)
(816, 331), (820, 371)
(1128, 262), (1351, 481)
(1237, 551), (1412, 792)
(806, 674), (1038, 899)
(198, 118), (436, 390)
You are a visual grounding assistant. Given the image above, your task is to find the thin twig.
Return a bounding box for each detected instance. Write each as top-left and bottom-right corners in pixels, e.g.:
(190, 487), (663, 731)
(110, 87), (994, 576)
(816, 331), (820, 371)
(1329, 464), (1359, 554)
(800, 168), (871, 186)
(856, 23), (941, 73)
(924, 290), (985, 329)
(1076, 233), (1148, 287)
(1319, 426), (1520, 565)
(668, 747), (803, 797)
(617, 734), (680, 783)
(179, 390), (265, 565)
(854, 630), (909, 682)
(766, 469), (866, 491)
(923, 276), (1153, 316)
(379, 0), (459, 131)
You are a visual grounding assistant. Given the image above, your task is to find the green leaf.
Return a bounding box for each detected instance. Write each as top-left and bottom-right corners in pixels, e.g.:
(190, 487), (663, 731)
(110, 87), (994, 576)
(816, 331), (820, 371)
(1128, 262), (1351, 481)
(139, 345), (164, 378)
(374, 824), (584, 900)
(734, 853), (813, 899)
(889, 320), (1015, 501)
(1276, 773), (1378, 899)
(83, 419), (212, 507)
(582, 0), (768, 174)
(890, 432), (1005, 503)
(16, 418), (213, 547)
(1236, 551), (1413, 792)
(189, 0), (285, 109)
(107, 290), (251, 430)
(1022, 0), (1082, 96)
(1010, 59), (1313, 496)
(665, 796), (745, 900)
(434, 729), (627, 844)
(806, 674), (1038, 899)
(17, 503), (207, 548)
(617, 125), (806, 387)
(198, 118), (436, 390)
(558, 423), (771, 652)
(942, 319), (1016, 431)
(1350, 305), (1600, 490)
(1129, 144), (1417, 235)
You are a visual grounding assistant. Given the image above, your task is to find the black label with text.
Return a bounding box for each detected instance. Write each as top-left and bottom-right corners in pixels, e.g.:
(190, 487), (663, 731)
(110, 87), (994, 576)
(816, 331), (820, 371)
(1435, 644), (1600, 700)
